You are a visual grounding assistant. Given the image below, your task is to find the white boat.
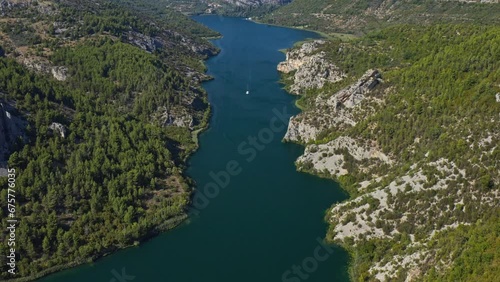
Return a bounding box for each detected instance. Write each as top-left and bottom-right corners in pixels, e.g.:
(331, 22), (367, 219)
(246, 90), (250, 95)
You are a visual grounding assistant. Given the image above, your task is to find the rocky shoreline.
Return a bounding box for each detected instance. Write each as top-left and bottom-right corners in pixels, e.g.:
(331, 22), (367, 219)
(277, 38), (500, 281)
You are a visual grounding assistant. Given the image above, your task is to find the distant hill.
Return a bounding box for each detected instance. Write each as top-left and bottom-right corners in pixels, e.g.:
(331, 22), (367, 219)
(260, 0), (500, 34)
(161, 0), (292, 16)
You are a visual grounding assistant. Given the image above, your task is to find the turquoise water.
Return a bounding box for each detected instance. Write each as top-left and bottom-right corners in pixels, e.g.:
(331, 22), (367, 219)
(39, 16), (349, 282)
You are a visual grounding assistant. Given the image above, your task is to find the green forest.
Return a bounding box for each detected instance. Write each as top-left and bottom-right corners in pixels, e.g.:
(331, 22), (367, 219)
(0, 0), (216, 280)
(261, 0), (500, 34)
(288, 24), (500, 281)
(0, 53), (193, 278)
(1, 0), (499, 281)
(150, 0), (286, 17)
(305, 24), (499, 195)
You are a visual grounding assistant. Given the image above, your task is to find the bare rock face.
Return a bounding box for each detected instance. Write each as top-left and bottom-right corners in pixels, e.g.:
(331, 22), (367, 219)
(126, 30), (217, 58)
(23, 58), (52, 73)
(49, 122), (67, 138)
(331, 69), (381, 108)
(157, 107), (195, 129)
(283, 69), (382, 143)
(277, 40), (324, 73)
(278, 40), (346, 94)
(297, 136), (392, 178)
(0, 0), (12, 14)
(1, 0), (52, 16)
(0, 0), (29, 15)
(51, 66), (69, 81)
(23, 58), (70, 81)
(283, 115), (321, 143)
(127, 31), (161, 53)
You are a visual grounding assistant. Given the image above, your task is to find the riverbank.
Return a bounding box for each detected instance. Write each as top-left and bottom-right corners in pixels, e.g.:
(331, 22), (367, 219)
(249, 17), (357, 42)
(35, 16), (350, 282)
(276, 38), (358, 282)
(276, 24), (500, 281)
(5, 35), (219, 282)
(5, 215), (187, 282)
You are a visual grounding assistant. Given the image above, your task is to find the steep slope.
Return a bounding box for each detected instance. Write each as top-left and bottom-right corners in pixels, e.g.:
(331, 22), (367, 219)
(262, 0), (500, 34)
(278, 25), (500, 281)
(0, 0), (218, 280)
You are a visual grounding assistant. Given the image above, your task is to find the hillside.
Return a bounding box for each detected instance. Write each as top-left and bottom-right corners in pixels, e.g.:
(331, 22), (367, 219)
(261, 0), (500, 35)
(278, 24), (500, 281)
(0, 0), (218, 280)
(161, 0), (292, 16)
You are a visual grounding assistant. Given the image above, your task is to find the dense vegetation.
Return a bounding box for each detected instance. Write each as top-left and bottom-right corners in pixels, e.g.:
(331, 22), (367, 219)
(422, 213), (499, 282)
(206, 3), (287, 17)
(108, 0), (219, 37)
(0, 54), (192, 279)
(51, 40), (199, 123)
(0, 0), (216, 280)
(261, 0), (500, 35)
(286, 24), (499, 281)
(151, 0), (288, 17)
(307, 24), (499, 193)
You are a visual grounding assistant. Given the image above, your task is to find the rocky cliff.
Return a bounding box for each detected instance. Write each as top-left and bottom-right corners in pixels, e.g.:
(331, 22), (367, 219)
(278, 29), (500, 281)
(278, 40), (346, 95)
(283, 67), (381, 143)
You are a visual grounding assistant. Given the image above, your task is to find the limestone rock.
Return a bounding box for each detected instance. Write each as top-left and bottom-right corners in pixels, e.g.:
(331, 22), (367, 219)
(22, 58), (70, 81)
(297, 136), (392, 178)
(126, 30), (217, 58)
(283, 115), (320, 143)
(278, 40), (346, 94)
(49, 122), (67, 138)
(51, 66), (69, 81)
(329, 69), (381, 109)
(23, 58), (51, 73)
(127, 31), (160, 53)
(158, 107), (194, 129)
(0, 0), (29, 15)
(284, 69), (382, 143)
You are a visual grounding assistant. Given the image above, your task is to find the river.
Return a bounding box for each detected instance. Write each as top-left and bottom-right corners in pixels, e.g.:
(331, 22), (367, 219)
(39, 16), (349, 282)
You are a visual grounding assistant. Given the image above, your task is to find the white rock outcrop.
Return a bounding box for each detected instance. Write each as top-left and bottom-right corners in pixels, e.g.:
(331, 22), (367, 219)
(51, 66), (69, 81)
(23, 58), (70, 81)
(158, 107), (194, 129)
(49, 122), (67, 138)
(278, 40), (346, 94)
(283, 69), (382, 143)
(297, 136), (392, 177)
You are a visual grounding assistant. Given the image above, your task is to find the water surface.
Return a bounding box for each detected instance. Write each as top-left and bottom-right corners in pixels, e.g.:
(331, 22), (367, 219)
(40, 16), (349, 282)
